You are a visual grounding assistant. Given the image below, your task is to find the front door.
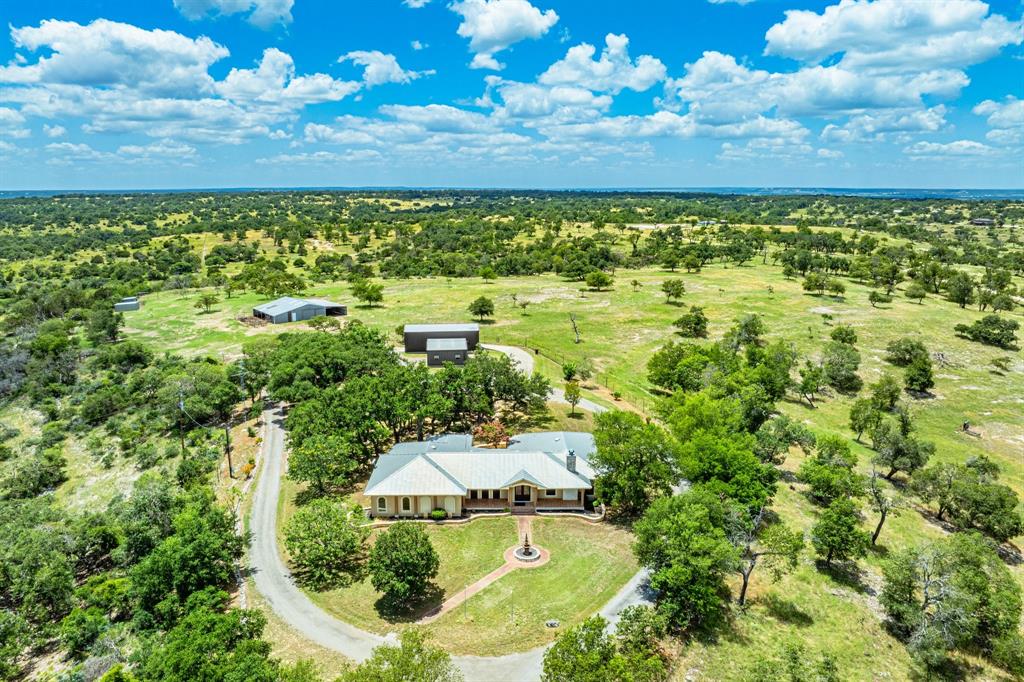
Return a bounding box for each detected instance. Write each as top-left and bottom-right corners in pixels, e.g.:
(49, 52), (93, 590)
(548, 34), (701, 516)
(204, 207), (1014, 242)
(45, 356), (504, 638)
(514, 485), (531, 503)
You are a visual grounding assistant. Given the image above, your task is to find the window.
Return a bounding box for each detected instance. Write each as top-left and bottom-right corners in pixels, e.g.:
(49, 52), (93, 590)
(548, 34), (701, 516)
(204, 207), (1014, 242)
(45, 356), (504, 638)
(376, 497), (387, 513)
(493, 490), (501, 499)
(469, 490), (478, 500)
(401, 497), (411, 512)
(482, 490), (489, 499)
(545, 489), (557, 497)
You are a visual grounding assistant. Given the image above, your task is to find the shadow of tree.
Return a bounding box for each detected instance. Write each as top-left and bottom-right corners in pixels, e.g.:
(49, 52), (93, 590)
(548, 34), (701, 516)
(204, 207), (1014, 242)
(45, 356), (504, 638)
(815, 560), (870, 594)
(373, 582), (445, 623)
(763, 594), (814, 627)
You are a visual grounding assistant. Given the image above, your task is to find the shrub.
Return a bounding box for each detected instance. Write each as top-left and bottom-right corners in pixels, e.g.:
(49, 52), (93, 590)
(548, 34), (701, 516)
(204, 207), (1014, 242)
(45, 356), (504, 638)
(885, 338), (928, 366)
(954, 315), (1019, 349)
(429, 509), (447, 521)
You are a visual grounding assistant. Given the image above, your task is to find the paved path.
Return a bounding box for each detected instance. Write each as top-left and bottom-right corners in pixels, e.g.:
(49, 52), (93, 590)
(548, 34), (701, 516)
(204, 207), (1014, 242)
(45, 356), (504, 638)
(421, 518), (549, 625)
(481, 344), (608, 415)
(248, 346), (651, 681)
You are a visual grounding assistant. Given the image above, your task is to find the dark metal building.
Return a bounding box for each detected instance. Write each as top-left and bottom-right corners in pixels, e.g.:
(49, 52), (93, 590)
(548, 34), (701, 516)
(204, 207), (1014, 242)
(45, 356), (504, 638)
(403, 323), (480, 353)
(426, 337), (468, 366)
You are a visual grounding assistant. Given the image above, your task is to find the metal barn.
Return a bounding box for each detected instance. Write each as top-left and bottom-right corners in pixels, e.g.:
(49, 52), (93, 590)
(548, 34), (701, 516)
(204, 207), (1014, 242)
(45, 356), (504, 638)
(403, 323), (480, 353)
(253, 297), (347, 324)
(426, 337), (468, 366)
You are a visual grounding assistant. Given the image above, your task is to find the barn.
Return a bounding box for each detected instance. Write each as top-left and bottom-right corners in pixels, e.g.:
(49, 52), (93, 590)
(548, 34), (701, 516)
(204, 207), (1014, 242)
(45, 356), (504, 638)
(426, 337), (468, 366)
(252, 297), (347, 324)
(403, 323), (480, 353)
(114, 296), (140, 312)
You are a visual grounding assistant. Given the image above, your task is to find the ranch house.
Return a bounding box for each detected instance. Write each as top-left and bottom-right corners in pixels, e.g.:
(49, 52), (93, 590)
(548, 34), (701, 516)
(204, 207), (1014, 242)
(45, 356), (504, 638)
(364, 431), (596, 518)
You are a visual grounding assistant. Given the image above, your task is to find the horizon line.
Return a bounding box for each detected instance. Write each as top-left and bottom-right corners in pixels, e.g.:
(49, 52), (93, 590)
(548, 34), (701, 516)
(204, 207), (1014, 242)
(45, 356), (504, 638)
(3, 184), (1023, 194)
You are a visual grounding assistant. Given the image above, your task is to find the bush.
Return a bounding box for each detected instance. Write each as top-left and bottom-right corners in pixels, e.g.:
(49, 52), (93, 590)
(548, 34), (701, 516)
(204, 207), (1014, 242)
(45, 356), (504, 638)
(885, 338), (928, 366)
(673, 306), (708, 338)
(60, 607), (107, 658)
(954, 315), (1019, 349)
(829, 324), (857, 345)
(429, 509), (447, 521)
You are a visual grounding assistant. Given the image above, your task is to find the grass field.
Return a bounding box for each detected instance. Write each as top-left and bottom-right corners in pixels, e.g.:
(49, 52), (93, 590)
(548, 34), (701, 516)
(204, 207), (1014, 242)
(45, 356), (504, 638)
(124, 259), (1024, 678)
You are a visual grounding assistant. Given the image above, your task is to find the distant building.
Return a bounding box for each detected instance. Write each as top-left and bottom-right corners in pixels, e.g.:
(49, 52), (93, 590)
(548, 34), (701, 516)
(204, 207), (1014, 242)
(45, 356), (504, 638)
(114, 296), (140, 312)
(403, 323), (480, 354)
(426, 337), (468, 366)
(252, 296), (347, 324)
(365, 431), (596, 517)
(970, 218), (996, 226)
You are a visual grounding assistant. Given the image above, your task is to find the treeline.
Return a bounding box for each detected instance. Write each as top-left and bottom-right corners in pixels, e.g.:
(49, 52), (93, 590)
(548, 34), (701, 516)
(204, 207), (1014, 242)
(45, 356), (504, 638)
(569, 313), (1024, 679)
(232, 322), (550, 496)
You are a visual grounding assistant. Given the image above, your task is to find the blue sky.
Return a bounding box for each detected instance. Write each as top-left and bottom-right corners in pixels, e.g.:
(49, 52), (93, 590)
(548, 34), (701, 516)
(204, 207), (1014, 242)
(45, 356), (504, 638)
(1, 0), (1022, 189)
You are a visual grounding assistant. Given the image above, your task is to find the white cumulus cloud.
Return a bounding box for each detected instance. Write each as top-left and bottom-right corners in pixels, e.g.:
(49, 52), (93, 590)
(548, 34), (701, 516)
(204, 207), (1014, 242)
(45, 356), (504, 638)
(216, 48), (361, 105)
(539, 34), (666, 94)
(973, 96), (1024, 144)
(904, 139), (996, 157)
(450, 0), (559, 70)
(0, 19), (229, 96)
(339, 51), (434, 87)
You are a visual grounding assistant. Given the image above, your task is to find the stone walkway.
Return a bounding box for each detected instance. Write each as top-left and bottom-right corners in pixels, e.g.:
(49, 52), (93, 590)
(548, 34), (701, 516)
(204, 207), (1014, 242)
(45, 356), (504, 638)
(420, 516), (549, 624)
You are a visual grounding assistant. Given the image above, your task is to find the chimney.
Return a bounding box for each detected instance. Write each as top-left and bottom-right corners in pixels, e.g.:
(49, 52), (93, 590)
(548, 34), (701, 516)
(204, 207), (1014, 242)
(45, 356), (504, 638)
(566, 450), (576, 473)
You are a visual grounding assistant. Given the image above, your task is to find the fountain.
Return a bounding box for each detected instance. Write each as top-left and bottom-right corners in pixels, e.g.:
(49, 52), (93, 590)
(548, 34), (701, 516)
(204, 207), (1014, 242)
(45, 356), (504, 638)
(513, 532), (541, 562)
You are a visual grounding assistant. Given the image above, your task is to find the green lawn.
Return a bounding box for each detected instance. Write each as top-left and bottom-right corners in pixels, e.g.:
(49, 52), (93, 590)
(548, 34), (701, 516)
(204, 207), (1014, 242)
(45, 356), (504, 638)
(303, 516), (517, 638)
(278, 488), (639, 657)
(419, 517), (638, 655)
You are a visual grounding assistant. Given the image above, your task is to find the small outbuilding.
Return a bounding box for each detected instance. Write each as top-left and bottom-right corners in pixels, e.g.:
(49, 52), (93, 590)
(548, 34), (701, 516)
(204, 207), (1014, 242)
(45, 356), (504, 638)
(404, 323), (479, 353)
(114, 296), (140, 312)
(253, 297), (347, 324)
(426, 337), (468, 366)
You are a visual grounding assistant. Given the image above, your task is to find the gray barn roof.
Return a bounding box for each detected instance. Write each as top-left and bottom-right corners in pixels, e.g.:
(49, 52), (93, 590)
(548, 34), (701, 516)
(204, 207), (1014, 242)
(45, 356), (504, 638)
(426, 338), (468, 351)
(253, 296), (343, 316)
(404, 323), (479, 333)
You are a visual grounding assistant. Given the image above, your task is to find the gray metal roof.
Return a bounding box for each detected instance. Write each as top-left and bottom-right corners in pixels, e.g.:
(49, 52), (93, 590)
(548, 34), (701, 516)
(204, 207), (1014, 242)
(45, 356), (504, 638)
(365, 450), (592, 497)
(388, 434), (476, 456)
(507, 432), (597, 460)
(426, 337), (468, 351)
(253, 296), (344, 315)
(364, 431), (596, 497)
(404, 323), (479, 333)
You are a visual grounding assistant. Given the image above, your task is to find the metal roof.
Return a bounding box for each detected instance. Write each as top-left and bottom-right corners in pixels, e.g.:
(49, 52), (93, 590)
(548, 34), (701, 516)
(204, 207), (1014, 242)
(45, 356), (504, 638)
(404, 323), (479, 333)
(507, 432), (597, 460)
(388, 434), (476, 455)
(364, 431), (597, 497)
(365, 450), (592, 497)
(253, 296), (344, 315)
(426, 337), (468, 351)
